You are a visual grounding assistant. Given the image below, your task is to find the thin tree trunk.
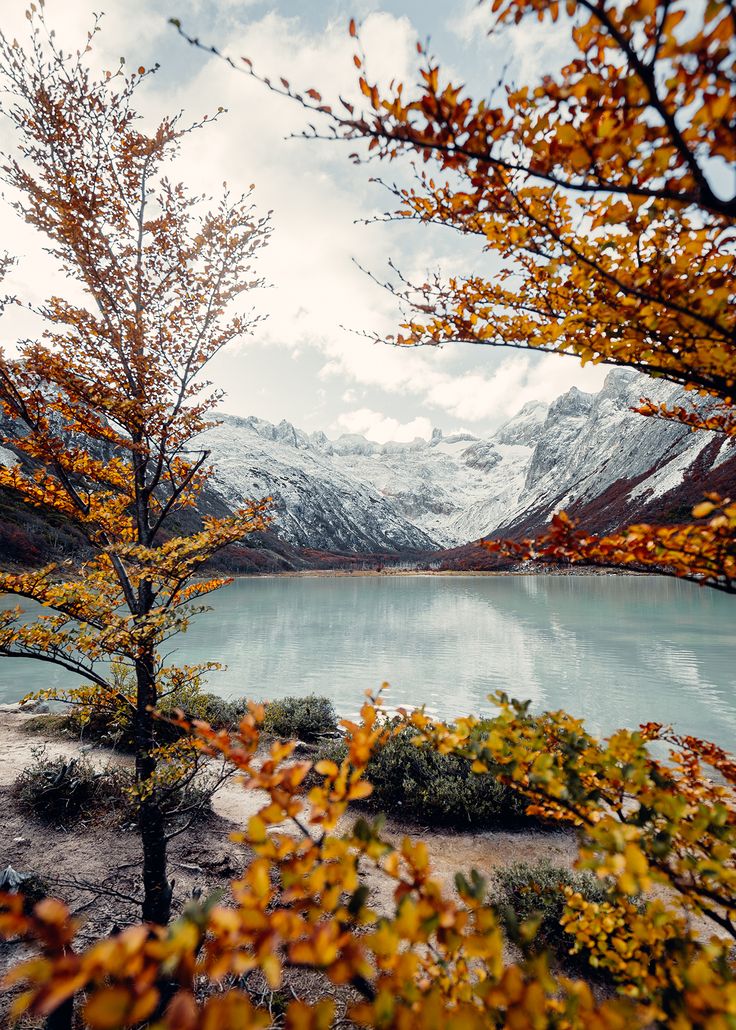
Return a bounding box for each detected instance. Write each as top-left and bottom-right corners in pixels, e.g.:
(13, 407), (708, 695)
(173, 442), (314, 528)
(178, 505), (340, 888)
(135, 651), (171, 926)
(45, 994), (73, 1030)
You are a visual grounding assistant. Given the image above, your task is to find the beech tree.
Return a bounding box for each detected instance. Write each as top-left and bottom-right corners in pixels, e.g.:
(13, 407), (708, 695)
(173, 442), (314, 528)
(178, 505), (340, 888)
(0, 13), (270, 925)
(1, 8), (734, 1027)
(188, 0), (735, 589)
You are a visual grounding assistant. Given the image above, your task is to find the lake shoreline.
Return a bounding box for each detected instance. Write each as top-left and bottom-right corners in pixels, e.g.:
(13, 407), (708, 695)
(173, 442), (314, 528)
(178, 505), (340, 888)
(3, 574), (728, 744)
(0, 565), (642, 593)
(226, 565), (638, 579)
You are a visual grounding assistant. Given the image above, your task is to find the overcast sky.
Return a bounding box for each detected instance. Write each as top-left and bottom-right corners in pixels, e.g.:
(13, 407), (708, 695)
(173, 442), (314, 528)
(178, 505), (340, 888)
(0, 0), (609, 443)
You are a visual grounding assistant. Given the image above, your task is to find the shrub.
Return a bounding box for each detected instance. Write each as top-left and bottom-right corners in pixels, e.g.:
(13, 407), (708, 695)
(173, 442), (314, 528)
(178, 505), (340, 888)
(311, 726), (535, 829)
(64, 663), (142, 752)
(67, 672), (250, 752)
(13, 748), (222, 831)
(67, 703), (139, 752)
(190, 693), (251, 730)
(262, 695), (338, 742)
(21, 713), (75, 737)
(492, 861), (609, 964)
(12, 752), (126, 825)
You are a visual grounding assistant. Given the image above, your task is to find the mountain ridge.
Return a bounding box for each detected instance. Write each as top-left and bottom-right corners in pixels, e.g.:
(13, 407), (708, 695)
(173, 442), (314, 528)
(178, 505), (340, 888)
(1, 369), (733, 570)
(202, 368), (734, 554)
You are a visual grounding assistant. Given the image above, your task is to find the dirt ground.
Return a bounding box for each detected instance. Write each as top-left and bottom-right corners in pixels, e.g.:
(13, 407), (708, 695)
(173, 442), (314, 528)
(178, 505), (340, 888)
(0, 709), (576, 1024)
(0, 710), (576, 912)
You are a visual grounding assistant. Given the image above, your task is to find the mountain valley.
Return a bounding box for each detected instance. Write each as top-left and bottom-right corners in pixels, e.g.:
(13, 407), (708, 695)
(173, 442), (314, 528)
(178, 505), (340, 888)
(202, 369), (735, 555)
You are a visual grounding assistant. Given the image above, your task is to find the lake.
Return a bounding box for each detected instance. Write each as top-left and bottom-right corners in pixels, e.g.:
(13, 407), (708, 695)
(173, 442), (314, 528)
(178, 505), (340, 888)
(0, 574), (734, 747)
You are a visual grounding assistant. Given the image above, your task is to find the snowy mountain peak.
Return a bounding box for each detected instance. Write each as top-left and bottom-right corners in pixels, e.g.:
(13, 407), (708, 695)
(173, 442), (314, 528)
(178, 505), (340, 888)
(204, 371), (734, 554)
(331, 434), (379, 456)
(548, 385), (595, 420)
(494, 400), (549, 446)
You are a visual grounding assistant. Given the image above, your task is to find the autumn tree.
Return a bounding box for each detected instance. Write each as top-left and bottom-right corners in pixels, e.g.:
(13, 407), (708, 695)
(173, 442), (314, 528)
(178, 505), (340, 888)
(186, 0), (735, 588)
(0, 13), (270, 925)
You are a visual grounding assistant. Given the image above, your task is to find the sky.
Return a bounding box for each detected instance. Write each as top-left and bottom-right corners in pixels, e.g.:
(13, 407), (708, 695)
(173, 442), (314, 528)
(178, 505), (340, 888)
(0, 0), (609, 444)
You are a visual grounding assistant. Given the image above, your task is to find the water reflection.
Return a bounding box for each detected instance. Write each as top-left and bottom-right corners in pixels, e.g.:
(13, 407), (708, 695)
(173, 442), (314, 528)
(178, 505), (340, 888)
(0, 575), (733, 747)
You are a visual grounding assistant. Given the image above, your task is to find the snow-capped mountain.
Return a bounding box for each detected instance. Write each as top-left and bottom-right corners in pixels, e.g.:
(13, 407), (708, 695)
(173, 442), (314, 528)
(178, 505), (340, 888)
(202, 416), (436, 553)
(203, 369), (735, 553)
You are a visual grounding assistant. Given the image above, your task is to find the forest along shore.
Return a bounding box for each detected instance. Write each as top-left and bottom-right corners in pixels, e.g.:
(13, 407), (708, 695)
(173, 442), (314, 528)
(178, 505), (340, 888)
(0, 710), (576, 928)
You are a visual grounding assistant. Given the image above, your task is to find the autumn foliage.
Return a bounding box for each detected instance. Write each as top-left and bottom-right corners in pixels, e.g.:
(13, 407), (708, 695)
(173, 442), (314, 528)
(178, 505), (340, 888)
(339, 0), (736, 586)
(484, 496), (736, 593)
(210, 0), (736, 587)
(2, 693), (735, 1027)
(0, 11), (270, 923)
(1, 3), (735, 1028)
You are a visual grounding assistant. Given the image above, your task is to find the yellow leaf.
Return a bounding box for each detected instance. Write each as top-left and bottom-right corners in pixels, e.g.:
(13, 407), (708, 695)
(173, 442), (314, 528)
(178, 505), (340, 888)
(693, 501), (715, 519)
(248, 814), (267, 843)
(556, 124), (578, 145)
(569, 147), (590, 170)
(83, 986), (132, 1030)
(348, 780), (373, 800)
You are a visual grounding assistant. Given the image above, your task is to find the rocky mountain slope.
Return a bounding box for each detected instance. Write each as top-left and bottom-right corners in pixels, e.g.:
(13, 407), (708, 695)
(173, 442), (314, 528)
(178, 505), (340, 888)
(203, 370), (735, 552)
(1, 369), (732, 567)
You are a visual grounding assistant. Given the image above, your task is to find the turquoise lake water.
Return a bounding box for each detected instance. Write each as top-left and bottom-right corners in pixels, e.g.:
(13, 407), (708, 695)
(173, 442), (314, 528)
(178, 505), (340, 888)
(0, 574), (734, 747)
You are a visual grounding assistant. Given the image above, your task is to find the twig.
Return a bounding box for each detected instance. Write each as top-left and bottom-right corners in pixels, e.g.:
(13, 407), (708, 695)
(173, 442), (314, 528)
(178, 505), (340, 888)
(47, 875), (142, 907)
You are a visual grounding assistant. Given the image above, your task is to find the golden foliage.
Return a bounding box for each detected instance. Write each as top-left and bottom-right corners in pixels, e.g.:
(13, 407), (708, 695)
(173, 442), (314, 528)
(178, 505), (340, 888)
(482, 496), (736, 593)
(0, 9), (270, 924)
(217, 0), (735, 584)
(0, 10), (270, 709)
(2, 693), (735, 1027)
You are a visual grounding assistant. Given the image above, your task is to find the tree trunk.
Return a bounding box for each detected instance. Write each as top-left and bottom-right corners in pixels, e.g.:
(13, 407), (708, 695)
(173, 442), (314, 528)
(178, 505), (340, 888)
(135, 652), (172, 925)
(45, 994), (73, 1030)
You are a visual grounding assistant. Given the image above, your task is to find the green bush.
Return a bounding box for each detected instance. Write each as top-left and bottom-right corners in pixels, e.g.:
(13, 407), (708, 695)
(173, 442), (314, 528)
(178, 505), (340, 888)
(67, 703), (139, 752)
(492, 861), (609, 963)
(67, 688), (251, 752)
(192, 693), (251, 729)
(310, 727), (536, 830)
(20, 713), (74, 737)
(12, 752), (127, 825)
(262, 695), (338, 742)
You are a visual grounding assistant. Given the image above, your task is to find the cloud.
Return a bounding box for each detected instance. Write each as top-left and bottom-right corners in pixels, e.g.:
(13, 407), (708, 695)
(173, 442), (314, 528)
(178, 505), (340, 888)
(449, 1), (491, 45)
(0, 0), (162, 68)
(159, 5), (603, 429)
(335, 408), (432, 444)
(448, 0), (572, 82)
(0, 1), (606, 438)
(320, 343), (607, 425)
